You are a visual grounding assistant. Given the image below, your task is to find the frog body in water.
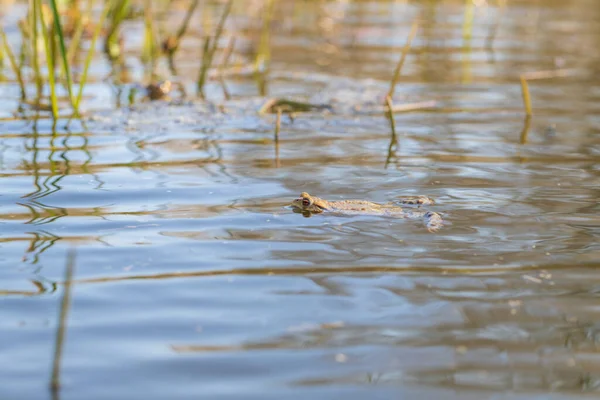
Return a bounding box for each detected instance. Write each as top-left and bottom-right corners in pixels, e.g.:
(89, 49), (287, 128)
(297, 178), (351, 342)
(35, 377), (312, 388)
(291, 192), (443, 232)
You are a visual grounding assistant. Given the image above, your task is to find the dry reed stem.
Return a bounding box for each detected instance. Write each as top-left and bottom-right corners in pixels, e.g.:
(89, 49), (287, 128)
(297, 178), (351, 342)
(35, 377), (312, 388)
(391, 100), (436, 113)
(520, 115), (532, 144)
(387, 20), (419, 100)
(519, 68), (577, 116)
(384, 95), (398, 169)
(217, 36), (236, 100)
(0, 28), (27, 99)
(174, 0), (199, 45)
(385, 95), (397, 137)
(519, 75), (532, 116)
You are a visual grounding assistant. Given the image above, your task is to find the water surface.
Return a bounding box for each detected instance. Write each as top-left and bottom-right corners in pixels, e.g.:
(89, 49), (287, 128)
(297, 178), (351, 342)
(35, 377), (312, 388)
(1, 1), (600, 399)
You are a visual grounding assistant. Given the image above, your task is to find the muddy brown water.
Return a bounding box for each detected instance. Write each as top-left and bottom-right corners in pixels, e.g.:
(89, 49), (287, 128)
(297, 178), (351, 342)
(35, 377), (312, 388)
(1, 1), (600, 399)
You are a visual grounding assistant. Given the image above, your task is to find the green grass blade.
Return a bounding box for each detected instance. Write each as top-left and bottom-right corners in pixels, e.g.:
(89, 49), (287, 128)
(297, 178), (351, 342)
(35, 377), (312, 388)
(175, 0), (198, 42)
(0, 28), (27, 99)
(196, 36), (211, 96)
(105, 0), (131, 59)
(30, 0), (43, 98)
(0, 31), (4, 74)
(74, 1), (111, 111)
(196, 0), (232, 97)
(210, 0), (232, 58)
(66, 0), (93, 67)
(254, 0), (274, 72)
(142, 0), (158, 69)
(37, 0), (59, 118)
(48, 0), (78, 114)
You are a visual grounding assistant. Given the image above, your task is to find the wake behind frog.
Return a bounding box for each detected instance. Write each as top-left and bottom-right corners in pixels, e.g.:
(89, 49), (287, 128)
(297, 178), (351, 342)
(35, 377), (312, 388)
(291, 192), (443, 232)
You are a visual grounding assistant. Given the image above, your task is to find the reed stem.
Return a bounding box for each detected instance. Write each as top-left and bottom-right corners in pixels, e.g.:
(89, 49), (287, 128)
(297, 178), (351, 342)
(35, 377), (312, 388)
(50, 248), (76, 393)
(0, 28), (27, 99)
(275, 106), (281, 142)
(173, 0), (199, 49)
(217, 36), (235, 100)
(255, 0), (275, 73)
(385, 95), (397, 137)
(519, 75), (532, 116)
(196, 0), (232, 97)
(30, 0), (43, 99)
(74, 1), (111, 112)
(48, 0), (78, 114)
(387, 20), (419, 100)
(38, 0), (59, 118)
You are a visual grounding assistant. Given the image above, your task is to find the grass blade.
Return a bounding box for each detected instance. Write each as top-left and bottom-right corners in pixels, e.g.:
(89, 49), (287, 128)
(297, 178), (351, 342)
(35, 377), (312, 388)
(74, 1), (111, 112)
(196, 0), (232, 96)
(66, 0), (93, 68)
(519, 75), (532, 116)
(196, 36), (211, 97)
(254, 0), (274, 72)
(48, 0), (78, 115)
(105, 0), (131, 60)
(37, 0), (59, 118)
(164, 0), (199, 56)
(50, 248), (76, 394)
(30, 0), (43, 99)
(387, 20), (418, 100)
(209, 0), (232, 60)
(0, 28), (27, 99)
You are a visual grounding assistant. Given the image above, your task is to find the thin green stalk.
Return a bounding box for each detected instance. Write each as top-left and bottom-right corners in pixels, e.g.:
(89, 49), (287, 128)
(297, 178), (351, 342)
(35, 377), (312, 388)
(0, 28), (27, 99)
(66, 0), (93, 68)
(209, 0), (233, 59)
(385, 95), (398, 169)
(519, 75), (532, 116)
(38, 0), (59, 118)
(50, 248), (76, 394)
(142, 0), (158, 70)
(176, 0), (199, 40)
(217, 36), (235, 100)
(0, 31), (4, 75)
(105, 0), (130, 60)
(17, 21), (29, 76)
(274, 106), (281, 142)
(274, 107), (280, 168)
(164, 0), (199, 68)
(48, 0), (78, 114)
(196, 36), (211, 96)
(30, 0), (43, 99)
(518, 68), (575, 116)
(74, 1), (111, 112)
(255, 0), (275, 72)
(196, 0), (232, 96)
(385, 95), (397, 137)
(387, 20), (419, 99)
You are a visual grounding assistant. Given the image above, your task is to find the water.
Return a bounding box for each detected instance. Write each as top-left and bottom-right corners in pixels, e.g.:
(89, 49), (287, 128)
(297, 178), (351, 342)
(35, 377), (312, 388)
(1, 0), (600, 399)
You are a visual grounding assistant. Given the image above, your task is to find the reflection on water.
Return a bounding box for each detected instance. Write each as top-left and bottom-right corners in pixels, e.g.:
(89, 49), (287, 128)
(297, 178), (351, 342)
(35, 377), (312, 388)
(1, 0), (600, 399)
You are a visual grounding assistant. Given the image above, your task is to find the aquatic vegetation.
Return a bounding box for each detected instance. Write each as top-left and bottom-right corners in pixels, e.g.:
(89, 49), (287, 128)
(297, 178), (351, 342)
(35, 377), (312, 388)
(196, 0), (233, 97)
(387, 19), (419, 100)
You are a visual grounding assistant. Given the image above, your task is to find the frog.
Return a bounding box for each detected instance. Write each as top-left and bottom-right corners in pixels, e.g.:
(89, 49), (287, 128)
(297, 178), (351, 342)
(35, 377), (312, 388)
(291, 192), (443, 232)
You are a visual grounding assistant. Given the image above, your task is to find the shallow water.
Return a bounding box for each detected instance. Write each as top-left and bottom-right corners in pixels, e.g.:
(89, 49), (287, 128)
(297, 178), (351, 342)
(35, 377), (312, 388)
(1, 0), (600, 399)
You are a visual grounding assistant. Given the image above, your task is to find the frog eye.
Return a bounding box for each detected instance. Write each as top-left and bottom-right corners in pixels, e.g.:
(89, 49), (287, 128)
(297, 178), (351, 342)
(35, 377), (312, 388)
(302, 198), (311, 207)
